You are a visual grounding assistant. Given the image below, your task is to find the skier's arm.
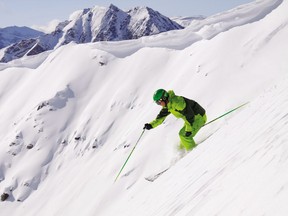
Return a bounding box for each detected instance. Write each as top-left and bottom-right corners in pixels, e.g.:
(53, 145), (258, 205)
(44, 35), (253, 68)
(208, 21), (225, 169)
(149, 108), (171, 128)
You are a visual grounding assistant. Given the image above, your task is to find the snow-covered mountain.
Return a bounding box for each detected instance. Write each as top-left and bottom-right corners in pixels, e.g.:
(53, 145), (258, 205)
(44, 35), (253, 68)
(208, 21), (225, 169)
(171, 16), (205, 27)
(0, 4), (183, 63)
(0, 0), (288, 215)
(0, 26), (43, 49)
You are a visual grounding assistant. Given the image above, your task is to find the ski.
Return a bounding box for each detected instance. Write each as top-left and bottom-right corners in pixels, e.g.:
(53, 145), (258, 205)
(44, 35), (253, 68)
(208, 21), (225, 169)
(145, 168), (170, 182)
(145, 131), (216, 182)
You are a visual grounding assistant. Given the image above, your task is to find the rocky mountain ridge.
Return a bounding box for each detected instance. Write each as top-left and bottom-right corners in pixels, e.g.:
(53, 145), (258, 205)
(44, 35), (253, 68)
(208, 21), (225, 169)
(0, 4), (183, 63)
(0, 26), (43, 49)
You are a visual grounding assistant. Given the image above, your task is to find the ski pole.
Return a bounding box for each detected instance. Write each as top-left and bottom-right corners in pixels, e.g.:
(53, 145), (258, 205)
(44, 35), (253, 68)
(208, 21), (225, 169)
(204, 102), (249, 126)
(114, 129), (146, 182)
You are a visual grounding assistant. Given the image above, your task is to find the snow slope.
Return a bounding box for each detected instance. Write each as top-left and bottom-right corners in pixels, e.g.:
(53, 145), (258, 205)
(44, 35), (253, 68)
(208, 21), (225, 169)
(0, 0), (288, 215)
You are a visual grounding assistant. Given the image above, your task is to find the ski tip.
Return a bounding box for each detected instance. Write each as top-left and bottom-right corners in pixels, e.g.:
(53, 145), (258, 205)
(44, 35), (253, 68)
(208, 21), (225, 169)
(145, 177), (155, 182)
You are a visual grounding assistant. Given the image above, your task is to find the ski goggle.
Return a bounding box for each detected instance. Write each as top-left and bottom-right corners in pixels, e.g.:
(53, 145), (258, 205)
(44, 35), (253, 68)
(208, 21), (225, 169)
(156, 99), (164, 105)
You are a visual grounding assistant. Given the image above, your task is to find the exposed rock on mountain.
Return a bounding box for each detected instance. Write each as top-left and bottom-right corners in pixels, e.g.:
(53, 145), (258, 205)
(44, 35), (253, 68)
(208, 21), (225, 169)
(0, 26), (43, 49)
(0, 4), (183, 63)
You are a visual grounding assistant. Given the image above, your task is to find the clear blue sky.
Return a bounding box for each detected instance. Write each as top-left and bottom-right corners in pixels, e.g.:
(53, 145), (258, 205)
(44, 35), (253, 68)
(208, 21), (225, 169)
(0, 0), (254, 28)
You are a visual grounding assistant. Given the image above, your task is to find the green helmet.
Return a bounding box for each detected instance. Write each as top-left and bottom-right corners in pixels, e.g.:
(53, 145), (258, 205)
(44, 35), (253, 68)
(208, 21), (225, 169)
(153, 89), (168, 102)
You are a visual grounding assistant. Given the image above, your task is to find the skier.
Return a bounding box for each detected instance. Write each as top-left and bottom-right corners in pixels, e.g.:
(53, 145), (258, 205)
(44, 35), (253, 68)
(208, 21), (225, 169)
(144, 89), (207, 151)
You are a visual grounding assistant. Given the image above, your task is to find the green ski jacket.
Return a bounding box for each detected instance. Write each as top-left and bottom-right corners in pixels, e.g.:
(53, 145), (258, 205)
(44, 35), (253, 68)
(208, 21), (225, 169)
(150, 90), (206, 132)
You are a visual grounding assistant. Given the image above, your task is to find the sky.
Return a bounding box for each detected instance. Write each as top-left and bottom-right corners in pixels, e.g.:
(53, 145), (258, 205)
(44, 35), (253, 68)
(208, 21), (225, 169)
(0, 0), (255, 28)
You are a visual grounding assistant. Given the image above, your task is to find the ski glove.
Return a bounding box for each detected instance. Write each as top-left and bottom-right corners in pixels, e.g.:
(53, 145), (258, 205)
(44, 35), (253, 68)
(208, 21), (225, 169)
(144, 123), (153, 130)
(185, 131), (192, 137)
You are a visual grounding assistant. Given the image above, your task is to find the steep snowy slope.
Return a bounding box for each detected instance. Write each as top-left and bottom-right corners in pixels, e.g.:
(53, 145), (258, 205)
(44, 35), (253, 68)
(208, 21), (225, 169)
(115, 75), (288, 216)
(0, 0), (287, 215)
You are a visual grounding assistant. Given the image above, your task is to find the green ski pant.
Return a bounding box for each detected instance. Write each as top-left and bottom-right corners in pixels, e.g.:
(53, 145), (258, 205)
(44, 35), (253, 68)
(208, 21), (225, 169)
(179, 114), (207, 151)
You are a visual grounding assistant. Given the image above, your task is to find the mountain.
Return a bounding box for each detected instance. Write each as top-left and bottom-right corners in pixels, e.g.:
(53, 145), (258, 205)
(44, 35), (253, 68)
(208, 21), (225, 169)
(0, 26), (44, 49)
(0, 0), (288, 215)
(171, 16), (206, 27)
(126, 6), (184, 38)
(0, 4), (183, 63)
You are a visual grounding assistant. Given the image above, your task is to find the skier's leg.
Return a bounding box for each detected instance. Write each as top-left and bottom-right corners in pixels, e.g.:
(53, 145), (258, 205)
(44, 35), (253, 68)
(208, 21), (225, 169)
(179, 126), (196, 151)
(179, 114), (207, 151)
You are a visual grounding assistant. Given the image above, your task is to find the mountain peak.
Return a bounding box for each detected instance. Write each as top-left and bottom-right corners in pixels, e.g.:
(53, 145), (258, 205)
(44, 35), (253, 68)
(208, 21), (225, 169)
(0, 26), (43, 49)
(108, 3), (120, 11)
